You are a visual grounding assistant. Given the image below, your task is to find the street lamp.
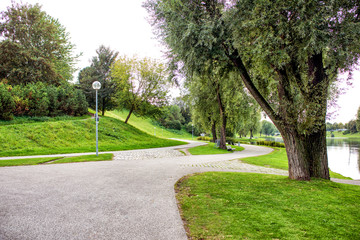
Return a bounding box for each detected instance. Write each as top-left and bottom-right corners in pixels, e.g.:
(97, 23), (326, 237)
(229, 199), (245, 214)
(92, 81), (101, 156)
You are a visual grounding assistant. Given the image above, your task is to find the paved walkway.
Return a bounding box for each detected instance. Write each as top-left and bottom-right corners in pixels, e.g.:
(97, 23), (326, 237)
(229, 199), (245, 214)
(0, 142), (358, 239)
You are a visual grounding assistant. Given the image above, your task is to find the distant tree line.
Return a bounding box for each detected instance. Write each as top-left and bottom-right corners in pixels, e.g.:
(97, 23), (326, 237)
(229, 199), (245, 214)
(327, 107), (360, 135)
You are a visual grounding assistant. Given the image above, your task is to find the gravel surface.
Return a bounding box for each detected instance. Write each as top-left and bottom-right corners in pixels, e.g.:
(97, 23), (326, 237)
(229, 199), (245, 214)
(0, 142), (358, 240)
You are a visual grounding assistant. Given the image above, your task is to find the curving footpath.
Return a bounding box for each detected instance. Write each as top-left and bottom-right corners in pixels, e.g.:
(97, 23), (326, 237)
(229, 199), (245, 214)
(0, 141), (358, 240)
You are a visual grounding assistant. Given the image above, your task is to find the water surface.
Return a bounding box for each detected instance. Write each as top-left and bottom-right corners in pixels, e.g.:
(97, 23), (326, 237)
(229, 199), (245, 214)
(263, 137), (360, 180)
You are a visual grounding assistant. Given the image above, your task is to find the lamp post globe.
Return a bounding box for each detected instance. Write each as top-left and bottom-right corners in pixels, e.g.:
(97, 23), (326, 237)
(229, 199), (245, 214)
(92, 81), (101, 90)
(92, 81), (101, 156)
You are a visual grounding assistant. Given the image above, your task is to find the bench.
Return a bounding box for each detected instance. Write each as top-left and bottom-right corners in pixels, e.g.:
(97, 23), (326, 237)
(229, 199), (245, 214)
(226, 145), (235, 151)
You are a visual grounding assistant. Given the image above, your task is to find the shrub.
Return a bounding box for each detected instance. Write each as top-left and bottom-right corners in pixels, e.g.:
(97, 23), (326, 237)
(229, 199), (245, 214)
(0, 83), (15, 120)
(256, 140), (285, 148)
(196, 136), (212, 141)
(167, 120), (182, 130)
(1, 82), (89, 120)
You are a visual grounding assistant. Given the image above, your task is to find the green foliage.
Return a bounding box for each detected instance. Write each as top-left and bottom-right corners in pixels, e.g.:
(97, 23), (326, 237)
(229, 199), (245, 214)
(0, 2), (77, 84)
(158, 105), (184, 130)
(176, 172), (359, 239)
(260, 120), (278, 136)
(0, 83), (15, 120)
(78, 45), (119, 115)
(345, 120), (358, 134)
(111, 56), (169, 123)
(256, 140), (285, 148)
(145, 0), (360, 179)
(196, 136), (212, 141)
(0, 82), (88, 119)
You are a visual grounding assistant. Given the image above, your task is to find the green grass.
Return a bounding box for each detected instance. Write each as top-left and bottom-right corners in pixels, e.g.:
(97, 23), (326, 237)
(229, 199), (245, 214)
(0, 115), (91, 126)
(0, 116), (186, 157)
(176, 172), (360, 240)
(241, 148), (352, 180)
(106, 110), (193, 139)
(326, 131), (360, 139)
(188, 143), (244, 155)
(0, 154), (113, 167)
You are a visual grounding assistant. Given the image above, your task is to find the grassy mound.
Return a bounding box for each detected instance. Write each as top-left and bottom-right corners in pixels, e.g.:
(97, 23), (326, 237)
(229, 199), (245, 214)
(0, 116), (185, 157)
(106, 110), (193, 139)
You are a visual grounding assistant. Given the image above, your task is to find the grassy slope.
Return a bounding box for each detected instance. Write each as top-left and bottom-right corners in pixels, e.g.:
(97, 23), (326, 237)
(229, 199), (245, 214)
(0, 116), (185, 157)
(176, 172), (360, 240)
(106, 110), (193, 139)
(241, 147), (352, 180)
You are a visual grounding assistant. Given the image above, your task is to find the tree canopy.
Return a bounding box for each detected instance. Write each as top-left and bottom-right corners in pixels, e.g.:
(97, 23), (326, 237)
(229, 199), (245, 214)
(111, 56), (169, 123)
(145, 0), (360, 180)
(0, 2), (78, 85)
(78, 45), (119, 116)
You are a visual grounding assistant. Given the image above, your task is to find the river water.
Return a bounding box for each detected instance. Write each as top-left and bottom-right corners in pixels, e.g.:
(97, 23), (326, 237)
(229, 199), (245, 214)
(264, 137), (360, 180)
(327, 138), (360, 180)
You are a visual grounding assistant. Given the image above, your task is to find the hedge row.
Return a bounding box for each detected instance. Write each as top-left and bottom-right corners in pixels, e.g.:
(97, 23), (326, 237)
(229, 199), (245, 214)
(196, 136), (285, 148)
(0, 82), (88, 120)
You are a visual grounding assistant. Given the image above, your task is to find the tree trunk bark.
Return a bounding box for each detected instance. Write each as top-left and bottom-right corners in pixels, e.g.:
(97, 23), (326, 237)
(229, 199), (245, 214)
(280, 125), (329, 180)
(216, 82), (227, 149)
(250, 129), (253, 139)
(219, 116), (227, 149)
(125, 106), (134, 124)
(211, 122), (217, 143)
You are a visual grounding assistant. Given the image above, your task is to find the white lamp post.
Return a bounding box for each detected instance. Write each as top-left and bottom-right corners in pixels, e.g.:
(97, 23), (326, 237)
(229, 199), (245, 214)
(92, 81), (101, 156)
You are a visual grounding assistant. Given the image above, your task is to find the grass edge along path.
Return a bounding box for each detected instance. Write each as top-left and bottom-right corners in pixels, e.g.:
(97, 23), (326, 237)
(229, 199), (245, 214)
(0, 154), (113, 167)
(240, 147), (352, 180)
(175, 172), (360, 240)
(188, 143), (245, 155)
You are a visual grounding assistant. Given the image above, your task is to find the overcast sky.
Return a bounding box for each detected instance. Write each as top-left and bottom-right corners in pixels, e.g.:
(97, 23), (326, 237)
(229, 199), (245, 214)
(1, 0), (359, 123)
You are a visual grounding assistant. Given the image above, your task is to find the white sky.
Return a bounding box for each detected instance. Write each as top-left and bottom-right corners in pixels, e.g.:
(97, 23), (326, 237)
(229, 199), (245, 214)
(0, 0), (359, 123)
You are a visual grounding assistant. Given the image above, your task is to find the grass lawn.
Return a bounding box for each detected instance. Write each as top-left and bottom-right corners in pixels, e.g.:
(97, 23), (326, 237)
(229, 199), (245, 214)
(241, 148), (352, 180)
(0, 116), (186, 157)
(176, 172), (360, 240)
(188, 143), (244, 155)
(326, 131), (360, 138)
(0, 154), (113, 167)
(106, 110), (193, 139)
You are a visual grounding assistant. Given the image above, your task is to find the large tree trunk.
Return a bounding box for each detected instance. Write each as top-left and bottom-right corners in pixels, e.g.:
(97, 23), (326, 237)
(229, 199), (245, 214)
(280, 124), (329, 180)
(125, 106), (134, 124)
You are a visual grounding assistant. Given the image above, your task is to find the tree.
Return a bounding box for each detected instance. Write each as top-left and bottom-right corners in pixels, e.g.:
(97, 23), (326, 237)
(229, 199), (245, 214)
(158, 105), (184, 130)
(145, 0), (360, 180)
(0, 2), (77, 85)
(78, 45), (119, 116)
(260, 120), (277, 136)
(246, 106), (261, 139)
(111, 56), (169, 123)
(346, 120), (358, 134)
